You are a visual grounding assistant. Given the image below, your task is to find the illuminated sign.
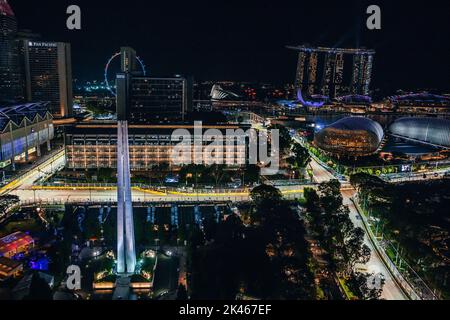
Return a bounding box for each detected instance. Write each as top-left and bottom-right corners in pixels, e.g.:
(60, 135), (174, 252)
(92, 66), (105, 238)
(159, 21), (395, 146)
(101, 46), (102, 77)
(28, 41), (57, 48)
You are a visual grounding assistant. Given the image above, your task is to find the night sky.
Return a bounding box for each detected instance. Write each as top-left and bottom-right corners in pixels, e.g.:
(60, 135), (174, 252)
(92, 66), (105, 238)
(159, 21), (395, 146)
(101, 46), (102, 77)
(9, 0), (450, 92)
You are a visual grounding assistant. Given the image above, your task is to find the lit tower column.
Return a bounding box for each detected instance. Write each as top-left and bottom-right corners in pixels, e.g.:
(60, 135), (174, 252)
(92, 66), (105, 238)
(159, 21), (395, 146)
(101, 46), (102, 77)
(117, 116), (136, 273)
(116, 71), (135, 273)
(115, 47), (138, 274)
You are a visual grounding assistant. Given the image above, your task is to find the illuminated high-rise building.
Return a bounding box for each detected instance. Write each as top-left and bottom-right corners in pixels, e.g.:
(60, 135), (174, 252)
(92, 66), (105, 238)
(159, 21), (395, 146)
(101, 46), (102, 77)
(288, 45), (375, 98)
(0, 0), (22, 103)
(21, 41), (73, 118)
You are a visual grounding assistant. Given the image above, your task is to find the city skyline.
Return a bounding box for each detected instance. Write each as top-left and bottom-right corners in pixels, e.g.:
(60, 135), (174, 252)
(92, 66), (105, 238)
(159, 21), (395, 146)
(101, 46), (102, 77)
(8, 0), (450, 93)
(1, 0), (450, 304)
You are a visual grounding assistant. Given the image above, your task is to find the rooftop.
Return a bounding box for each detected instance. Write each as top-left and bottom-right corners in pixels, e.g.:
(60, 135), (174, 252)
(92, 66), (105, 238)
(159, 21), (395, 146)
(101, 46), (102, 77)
(0, 232), (34, 256)
(389, 93), (450, 104)
(323, 117), (384, 141)
(66, 123), (250, 136)
(0, 257), (22, 274)
(287, 45), (375, 55)
(0, 102), (52, 131)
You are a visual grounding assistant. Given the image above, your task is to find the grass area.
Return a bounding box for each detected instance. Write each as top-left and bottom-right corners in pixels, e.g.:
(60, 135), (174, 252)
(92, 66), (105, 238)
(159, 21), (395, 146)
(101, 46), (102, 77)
(338, 278), (357, 300)
(316, 286), (326, 300)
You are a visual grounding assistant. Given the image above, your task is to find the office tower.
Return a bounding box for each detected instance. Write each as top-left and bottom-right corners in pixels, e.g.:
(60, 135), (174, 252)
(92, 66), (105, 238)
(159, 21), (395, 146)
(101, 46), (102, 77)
(116, 70), (136, 274)
(0, 0), (22, 103)
(288, 45), (375, 98)
(21, 41), (73, 117)
(129, 76), (193, 123)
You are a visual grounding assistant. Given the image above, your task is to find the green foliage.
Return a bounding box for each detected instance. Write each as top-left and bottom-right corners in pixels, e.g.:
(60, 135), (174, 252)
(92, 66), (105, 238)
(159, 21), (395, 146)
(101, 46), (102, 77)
(346, 272), (384, 300)
(242, 164), (260, 183)
(358, 179), (450, 298)
(306, 180), (373, 291)
(179, 164), (231, 186)
(268, 124), (292, 153)
(249, 185), (283, 224)
(189, 186), (315, 300)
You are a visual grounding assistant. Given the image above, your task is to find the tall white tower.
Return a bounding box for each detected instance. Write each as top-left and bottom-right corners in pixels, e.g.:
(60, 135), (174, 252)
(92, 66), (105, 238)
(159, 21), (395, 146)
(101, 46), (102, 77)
(116, 47), (138, 274)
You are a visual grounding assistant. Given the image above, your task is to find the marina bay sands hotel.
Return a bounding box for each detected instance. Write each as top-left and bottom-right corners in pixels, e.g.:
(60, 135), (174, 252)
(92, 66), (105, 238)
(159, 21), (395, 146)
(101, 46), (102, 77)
(287, 45), (375, 98)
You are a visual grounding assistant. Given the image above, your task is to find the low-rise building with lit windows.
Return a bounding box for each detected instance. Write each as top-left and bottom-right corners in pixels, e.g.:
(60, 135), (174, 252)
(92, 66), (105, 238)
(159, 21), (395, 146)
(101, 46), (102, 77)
(0, 231), (35, 259)
(0, 102), (54, 169)
(64, 123), (251, 170)
(387, 93), (450, 115)
(0, 257), (23, 279)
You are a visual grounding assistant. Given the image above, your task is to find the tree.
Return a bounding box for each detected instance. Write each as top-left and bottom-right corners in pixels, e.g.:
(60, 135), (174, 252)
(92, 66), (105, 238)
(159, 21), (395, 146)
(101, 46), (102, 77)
(350, 172), (384, 192)
(242, 164), (260, 184)
(341, 227), (371, 276)
(209, 164), (228, 186)
(304, 188), (322, 231)
(97, 168), (115, 183)
(309, 178), (375, 298)
(257, 200), (315, 299)
(180, 164), (201, 185)
(268, 124), (291, 153)
(347, 272), (384, 300)
(318, 180), (343, 215)
(291, 143), (311, 169)
(250, 184), (283, 208)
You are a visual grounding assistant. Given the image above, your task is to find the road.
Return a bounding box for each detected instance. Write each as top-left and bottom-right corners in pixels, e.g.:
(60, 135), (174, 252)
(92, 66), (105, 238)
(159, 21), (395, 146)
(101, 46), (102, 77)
(309, 158), (407, 300)
(3, 152), (306, 203)
(12, 185), (307, 204)
(0, 150), (65, 196)
(309, 157), (336, 184)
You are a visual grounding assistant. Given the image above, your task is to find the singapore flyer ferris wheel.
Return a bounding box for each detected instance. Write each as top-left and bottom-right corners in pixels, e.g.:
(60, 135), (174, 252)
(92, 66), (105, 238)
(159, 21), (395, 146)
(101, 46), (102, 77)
(104, 52), (147, 96)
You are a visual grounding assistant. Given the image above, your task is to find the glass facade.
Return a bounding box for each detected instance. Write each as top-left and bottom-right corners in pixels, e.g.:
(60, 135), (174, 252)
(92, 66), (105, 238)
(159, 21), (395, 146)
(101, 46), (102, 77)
(22, 41), (73, 117)
(130, 77), (192, 123)
(389, 117), (450, 148)
(0, 2), (22, 103)
(314, 117), (384, 156)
